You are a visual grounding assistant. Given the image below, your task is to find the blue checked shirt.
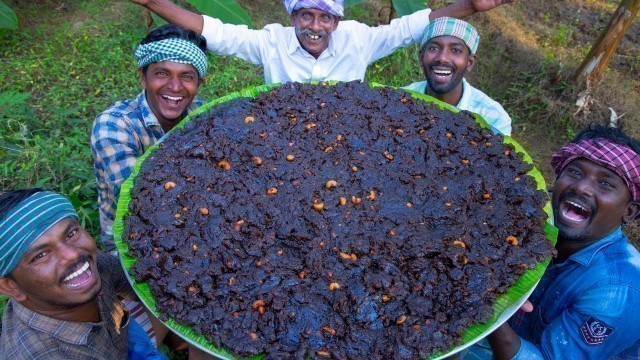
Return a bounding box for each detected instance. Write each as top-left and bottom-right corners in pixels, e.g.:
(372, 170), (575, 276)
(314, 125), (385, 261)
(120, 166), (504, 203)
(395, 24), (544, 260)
(403, 78), (512, 136)
(510, 228), (640, 359)
(91, 92), (203, 251)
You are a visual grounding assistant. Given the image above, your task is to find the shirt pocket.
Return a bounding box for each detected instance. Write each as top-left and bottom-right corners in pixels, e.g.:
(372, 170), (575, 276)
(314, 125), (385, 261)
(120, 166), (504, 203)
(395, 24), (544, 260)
(530, 306), (549, 343)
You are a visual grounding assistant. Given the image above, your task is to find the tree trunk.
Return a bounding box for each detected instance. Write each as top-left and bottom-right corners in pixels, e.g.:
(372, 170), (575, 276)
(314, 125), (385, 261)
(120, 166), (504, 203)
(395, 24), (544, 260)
(573, 0), (640, 87)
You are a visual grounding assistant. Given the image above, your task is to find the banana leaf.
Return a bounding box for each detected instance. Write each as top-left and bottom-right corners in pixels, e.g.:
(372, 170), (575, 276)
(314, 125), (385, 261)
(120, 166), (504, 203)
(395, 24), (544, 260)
(187, 0), (252, 27)
(391, 0), (428, 16)
(0, 1), (18, 30)
(114, 82), (557, 359)
(151, 0), (252, 28)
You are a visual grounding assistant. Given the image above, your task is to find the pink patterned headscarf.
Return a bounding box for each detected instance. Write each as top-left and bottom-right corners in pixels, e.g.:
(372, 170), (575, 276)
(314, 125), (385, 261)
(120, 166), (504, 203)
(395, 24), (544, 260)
(283, 0), (344, 17)
(551, 138), (640, 201)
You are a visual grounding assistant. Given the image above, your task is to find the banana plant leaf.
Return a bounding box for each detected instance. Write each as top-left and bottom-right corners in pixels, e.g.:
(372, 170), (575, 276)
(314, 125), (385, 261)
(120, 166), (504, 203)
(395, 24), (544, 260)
(187, 0), (252, 27)
(0, 1), (18, 30)
(391, 0), (427, 16)
(114, 82), (557, 359)
(152, 0), (252, 27)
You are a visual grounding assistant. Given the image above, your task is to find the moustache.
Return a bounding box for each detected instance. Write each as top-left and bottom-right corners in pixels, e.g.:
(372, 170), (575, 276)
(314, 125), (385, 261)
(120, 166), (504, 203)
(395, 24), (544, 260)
(429, 62), (455, 71)
(59, 254), (92, 284)
(299, 29), (328, 38)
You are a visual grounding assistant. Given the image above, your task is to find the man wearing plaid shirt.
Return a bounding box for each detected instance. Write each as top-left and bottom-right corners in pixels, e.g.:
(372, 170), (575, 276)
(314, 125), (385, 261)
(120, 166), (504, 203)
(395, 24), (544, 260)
(91, 24), (207, 252)
(404, 17), (512, 136)
(485, 125), (640, 359)
(0, 189), (164, 359)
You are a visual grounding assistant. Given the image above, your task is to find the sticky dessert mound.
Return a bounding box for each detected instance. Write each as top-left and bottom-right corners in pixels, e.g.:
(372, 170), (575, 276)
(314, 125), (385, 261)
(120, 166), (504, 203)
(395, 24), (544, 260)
(124, 81), (555, 359)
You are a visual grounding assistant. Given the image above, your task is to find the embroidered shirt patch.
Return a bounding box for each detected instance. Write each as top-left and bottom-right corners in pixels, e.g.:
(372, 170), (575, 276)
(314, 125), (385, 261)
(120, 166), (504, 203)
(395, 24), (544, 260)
(579, 316), (614, 345)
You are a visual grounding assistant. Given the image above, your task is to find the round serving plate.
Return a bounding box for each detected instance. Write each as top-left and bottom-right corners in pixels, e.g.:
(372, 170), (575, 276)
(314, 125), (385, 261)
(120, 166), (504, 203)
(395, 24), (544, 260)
(113, 82), (557, 359)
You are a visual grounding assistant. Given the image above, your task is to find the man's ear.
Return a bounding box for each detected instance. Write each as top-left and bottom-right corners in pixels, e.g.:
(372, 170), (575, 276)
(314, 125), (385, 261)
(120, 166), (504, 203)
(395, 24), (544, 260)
(0, 276), (26, 302)
(419, 50), (425, 68)
(198, 76), (205, 87)
(139, 68), (147, 90)
(466, 54), (477, 73)
(289, 12), (296, 27)
(623, 201), (640, 224)
(331, 16), (340, 30)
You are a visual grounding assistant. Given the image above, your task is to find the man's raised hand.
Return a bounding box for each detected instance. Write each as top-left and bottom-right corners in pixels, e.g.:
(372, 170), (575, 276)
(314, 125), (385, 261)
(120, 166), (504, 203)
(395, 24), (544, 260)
(470, 0), (516, 13)
(130, 0), (150, 6)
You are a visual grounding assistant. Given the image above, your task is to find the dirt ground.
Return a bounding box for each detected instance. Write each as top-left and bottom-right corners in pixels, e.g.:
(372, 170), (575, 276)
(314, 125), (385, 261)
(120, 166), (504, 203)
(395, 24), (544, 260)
(470, 0), (640, 245)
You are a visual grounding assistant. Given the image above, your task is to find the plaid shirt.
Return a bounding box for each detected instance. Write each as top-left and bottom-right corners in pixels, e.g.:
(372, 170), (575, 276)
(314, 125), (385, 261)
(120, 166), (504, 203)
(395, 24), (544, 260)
(402, 78), (512, 136)
(0, 253), (134, 360)
(91, 92), (203, 251)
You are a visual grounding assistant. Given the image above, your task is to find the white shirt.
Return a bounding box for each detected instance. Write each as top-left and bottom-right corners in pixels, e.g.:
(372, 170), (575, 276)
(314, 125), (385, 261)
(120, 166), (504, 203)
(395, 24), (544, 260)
(403, 78), (512, 136)
(201, 9), (432, 84)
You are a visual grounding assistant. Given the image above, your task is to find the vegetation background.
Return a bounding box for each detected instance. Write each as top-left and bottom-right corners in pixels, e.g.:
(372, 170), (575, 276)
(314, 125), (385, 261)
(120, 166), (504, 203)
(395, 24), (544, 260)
(0, 0), (639, 344)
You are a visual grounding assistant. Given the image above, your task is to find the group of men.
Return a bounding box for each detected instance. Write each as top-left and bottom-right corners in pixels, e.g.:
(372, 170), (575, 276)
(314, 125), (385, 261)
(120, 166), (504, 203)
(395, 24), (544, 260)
(1, 0), (639, 359)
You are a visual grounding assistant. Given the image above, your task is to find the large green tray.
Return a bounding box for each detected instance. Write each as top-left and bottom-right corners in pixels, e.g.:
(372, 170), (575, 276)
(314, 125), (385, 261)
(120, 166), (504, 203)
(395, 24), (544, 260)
(113, 82), (557, 359)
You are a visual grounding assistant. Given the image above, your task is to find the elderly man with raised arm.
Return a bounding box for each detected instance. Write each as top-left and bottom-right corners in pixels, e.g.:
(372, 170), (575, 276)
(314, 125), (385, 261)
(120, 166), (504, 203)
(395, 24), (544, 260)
(130, 0), (515, 84)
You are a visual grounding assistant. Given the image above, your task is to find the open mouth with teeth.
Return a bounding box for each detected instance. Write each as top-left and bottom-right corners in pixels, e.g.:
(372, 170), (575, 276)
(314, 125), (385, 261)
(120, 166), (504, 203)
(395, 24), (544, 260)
(559, 200), (592, 224)
(61, 261), (95, 289)
(430, 65), (453, 84)
(161, 94), (186, 108)
(432, 68), (453, 77)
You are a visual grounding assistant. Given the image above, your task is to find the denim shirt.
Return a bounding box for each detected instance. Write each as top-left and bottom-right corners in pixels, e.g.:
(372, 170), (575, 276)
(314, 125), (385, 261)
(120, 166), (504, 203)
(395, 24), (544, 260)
(511, 228), (640, 359)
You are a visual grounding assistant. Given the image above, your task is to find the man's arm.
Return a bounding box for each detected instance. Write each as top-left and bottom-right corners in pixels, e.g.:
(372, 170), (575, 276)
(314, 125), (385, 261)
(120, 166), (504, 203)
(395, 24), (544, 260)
(487, 300), (532, 360)
(131, 0), (515, 30)
(131, 0), (204, 34)
(430, 0), (515, 21)
(91, 108), (151, 251)
(488, 322), (523, 360)
(489, 287), (640, 359)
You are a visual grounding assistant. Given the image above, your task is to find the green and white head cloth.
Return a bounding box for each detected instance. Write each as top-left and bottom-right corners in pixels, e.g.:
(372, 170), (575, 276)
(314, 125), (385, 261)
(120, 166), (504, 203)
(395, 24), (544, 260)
(421, 17), (480, 55)
(134, 38), (208, 78)
(0, 191), (78, 276)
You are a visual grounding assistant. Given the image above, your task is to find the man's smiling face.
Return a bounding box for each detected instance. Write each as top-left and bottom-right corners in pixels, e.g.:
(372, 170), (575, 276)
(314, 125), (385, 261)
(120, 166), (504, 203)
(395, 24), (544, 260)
(552, 158), (639, 245)
(290, 8), (339, 59)
(7, 218), (101, 314)
(420, 36), (475, 101)
(141, 61), (202, 132)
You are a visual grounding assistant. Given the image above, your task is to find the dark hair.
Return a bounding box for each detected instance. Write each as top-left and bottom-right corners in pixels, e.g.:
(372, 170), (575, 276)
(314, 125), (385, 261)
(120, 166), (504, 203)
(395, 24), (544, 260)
(139, 24), (207, 75)
(572, 124), (640, 154)
(0, 188), (44, 221)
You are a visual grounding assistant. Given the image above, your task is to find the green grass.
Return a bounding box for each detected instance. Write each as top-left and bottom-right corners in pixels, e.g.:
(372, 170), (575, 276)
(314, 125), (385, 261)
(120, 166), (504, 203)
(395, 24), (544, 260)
(2, 0), (640, 351)
(0, 0), (146, 233)
(0, 0), (419, 240)
(0, 0), (264, 237)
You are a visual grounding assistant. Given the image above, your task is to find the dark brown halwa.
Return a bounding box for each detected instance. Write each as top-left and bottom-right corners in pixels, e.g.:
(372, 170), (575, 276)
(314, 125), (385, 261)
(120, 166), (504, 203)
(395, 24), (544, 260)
(124, 82), (555, 359)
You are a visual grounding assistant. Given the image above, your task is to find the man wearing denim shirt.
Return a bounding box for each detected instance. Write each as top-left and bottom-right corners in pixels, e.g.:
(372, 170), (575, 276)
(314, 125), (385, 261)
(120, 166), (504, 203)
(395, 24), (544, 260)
(487, 124), (640, 359)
